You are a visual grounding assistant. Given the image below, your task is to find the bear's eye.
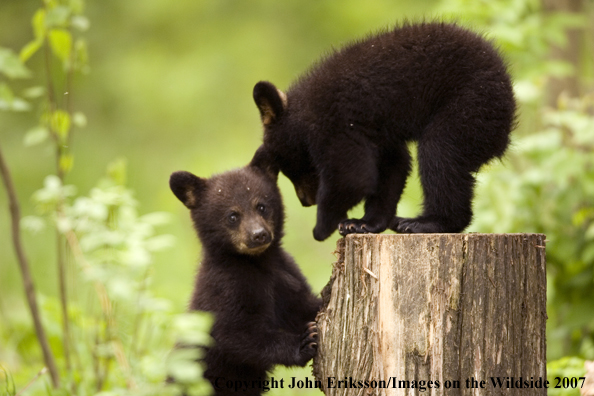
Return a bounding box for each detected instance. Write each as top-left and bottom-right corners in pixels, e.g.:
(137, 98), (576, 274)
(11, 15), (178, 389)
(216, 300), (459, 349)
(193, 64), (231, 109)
(228, 212), (240, 224)
(256, 204), (266, 214)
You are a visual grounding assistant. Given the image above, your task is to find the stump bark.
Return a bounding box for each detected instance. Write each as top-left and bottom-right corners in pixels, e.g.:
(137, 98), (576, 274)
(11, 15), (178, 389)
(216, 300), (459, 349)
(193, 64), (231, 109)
(313, 234), (547, 395)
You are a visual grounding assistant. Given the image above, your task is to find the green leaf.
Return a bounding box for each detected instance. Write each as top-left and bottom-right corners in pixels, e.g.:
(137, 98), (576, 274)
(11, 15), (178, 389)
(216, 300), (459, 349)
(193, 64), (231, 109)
(21, 215), (46, 234)
(0, 365), (16, 396)
(51, 110), (71, 140)
(167, 348), (203, 384)
(108, 278), (134, 300)
(48, 29), (72, 66)
(0, 82), (14, 103)
(173, 312), (214, 346)
(32, 9), (46, 40)
(0, 47), (32, 79)
(22, 86), (45, 99)
(24, 126), (50, 146)
(572, 208), (594, 227)
(32, 175), (76, 206)
(59, 153), (74, 174)
(19, 39), (43, 63)
(74, 39), (89, 72)
(10, 98), (31, 112)
(513, 79), (540, 103)
(107, 158), (127, 185)
(45, 5), (70, 28)
(0, 83), (30, 111)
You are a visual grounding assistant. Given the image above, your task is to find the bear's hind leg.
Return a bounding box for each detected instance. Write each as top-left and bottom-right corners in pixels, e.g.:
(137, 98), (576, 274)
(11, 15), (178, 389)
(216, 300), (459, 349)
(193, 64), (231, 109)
(392, 139), (475, 234)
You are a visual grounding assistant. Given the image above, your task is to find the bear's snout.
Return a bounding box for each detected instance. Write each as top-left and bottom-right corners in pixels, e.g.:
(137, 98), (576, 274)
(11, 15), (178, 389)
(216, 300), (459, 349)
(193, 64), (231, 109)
(250, 228), (271, 246)
(231, 218), (274, 256)
(296, 187), (316, 207)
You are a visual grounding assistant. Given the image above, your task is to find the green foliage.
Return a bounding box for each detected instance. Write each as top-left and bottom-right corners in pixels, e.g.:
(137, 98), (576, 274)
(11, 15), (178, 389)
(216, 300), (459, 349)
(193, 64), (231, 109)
(547, 356), (586, 396)
(22, 1), (89, 71)
(0, 47), (32, 112)
(1, 365), (17, 396)
(0, 0), (92, 182)
(0, 47), (32, 79)
(1, 1), (213, 394)
(6, 162), (214, 395)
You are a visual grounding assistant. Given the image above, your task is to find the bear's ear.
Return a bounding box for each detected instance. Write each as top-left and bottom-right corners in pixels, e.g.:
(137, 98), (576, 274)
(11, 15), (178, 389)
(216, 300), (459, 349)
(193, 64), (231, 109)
(169, 171), (207, 209)
(250, 145), (279, 181)
(253, 81), (287, 126)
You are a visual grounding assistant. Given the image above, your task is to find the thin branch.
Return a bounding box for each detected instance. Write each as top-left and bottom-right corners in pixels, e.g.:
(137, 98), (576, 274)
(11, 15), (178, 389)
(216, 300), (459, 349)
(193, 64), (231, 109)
(15, 367), (48, 396)
(56, 231), (71, 372)
(43, 19), (72, 372)
(0, 143), (60, 388)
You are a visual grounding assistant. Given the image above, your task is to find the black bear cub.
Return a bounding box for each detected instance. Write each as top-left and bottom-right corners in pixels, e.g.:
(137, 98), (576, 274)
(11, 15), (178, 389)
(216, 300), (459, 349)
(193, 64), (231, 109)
(252, 22), (516, 241)
(169, 161), (321, 396)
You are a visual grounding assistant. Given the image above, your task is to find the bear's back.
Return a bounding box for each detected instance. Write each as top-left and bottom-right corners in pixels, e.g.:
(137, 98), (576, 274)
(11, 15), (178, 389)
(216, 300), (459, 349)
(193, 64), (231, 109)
(288, 22), (514, 140)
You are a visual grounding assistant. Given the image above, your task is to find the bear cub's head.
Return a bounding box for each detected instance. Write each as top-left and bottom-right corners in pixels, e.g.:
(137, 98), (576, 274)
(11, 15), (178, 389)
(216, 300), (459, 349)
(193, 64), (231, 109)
(170, 164), (283, 256)
(252, 81), (320, 208)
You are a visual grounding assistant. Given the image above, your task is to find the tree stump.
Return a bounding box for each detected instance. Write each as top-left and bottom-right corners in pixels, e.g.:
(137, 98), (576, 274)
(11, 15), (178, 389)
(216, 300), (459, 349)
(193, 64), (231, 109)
(313, 234), (547, 395)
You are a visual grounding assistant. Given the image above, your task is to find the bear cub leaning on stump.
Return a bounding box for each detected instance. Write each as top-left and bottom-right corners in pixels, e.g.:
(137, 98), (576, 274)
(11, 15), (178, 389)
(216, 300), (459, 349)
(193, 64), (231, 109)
(252, 22), (516, 241)
(169, 161), (321, 396)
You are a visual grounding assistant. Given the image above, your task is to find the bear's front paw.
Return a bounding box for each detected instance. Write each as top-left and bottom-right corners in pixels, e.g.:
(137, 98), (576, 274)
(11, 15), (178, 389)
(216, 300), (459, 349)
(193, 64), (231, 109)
(313, 224), (336, 241)
(297, 321), (318, 365)
(338, 219), (387, 236)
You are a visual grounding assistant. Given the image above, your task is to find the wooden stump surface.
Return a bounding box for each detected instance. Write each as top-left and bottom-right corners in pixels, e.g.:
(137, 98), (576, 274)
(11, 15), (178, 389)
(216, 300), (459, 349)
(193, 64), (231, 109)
(313, 233), (547, 396)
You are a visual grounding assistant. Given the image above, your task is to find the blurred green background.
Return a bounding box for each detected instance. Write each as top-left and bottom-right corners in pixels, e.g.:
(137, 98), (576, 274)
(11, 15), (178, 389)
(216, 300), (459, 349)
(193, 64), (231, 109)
(0, 0), (438, 307)
(1, 0), (593, 395)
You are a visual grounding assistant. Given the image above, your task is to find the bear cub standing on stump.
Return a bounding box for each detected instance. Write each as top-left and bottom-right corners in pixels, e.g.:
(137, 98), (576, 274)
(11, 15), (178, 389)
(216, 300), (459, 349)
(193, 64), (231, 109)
(169, 162), (321, 396)
(252, 22), (516, 241)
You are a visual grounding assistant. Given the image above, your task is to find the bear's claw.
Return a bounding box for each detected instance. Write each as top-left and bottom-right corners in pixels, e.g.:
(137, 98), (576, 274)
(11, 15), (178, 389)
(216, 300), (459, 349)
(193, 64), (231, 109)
(298, 322), (319, 361)
(391, 217), (445, 234)
(338, 219), (387, 236)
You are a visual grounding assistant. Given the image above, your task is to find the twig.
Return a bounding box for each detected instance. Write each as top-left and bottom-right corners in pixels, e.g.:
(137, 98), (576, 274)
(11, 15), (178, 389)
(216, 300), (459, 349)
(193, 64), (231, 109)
(363, 267), (378, 280)
(15, 367), (48, 396)
(0, 143), (60, 388)
(56, 213), (71, 372)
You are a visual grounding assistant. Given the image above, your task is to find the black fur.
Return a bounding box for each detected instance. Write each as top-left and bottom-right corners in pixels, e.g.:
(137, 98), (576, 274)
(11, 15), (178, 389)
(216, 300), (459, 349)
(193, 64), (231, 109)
(169, 164), (321, 396)
(252, 22), (516, 241)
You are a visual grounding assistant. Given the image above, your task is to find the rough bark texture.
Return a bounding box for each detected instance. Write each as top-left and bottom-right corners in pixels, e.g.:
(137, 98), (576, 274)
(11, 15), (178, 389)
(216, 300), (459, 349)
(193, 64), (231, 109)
(313, 234), (547, 395)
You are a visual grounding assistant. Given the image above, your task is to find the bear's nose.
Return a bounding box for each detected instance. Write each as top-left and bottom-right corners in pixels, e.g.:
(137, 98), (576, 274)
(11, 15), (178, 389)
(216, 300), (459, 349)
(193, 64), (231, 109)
(251, 228), (271, 245)
(295, 187), (313, 207)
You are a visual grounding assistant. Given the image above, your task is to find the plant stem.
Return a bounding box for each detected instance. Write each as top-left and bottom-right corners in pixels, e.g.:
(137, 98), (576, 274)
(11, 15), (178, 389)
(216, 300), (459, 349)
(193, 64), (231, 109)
(43, 22), (72, 375)
(15, 367), (48, 396)
(0, 143), (60, 388)
(57, 231), (72, 372)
